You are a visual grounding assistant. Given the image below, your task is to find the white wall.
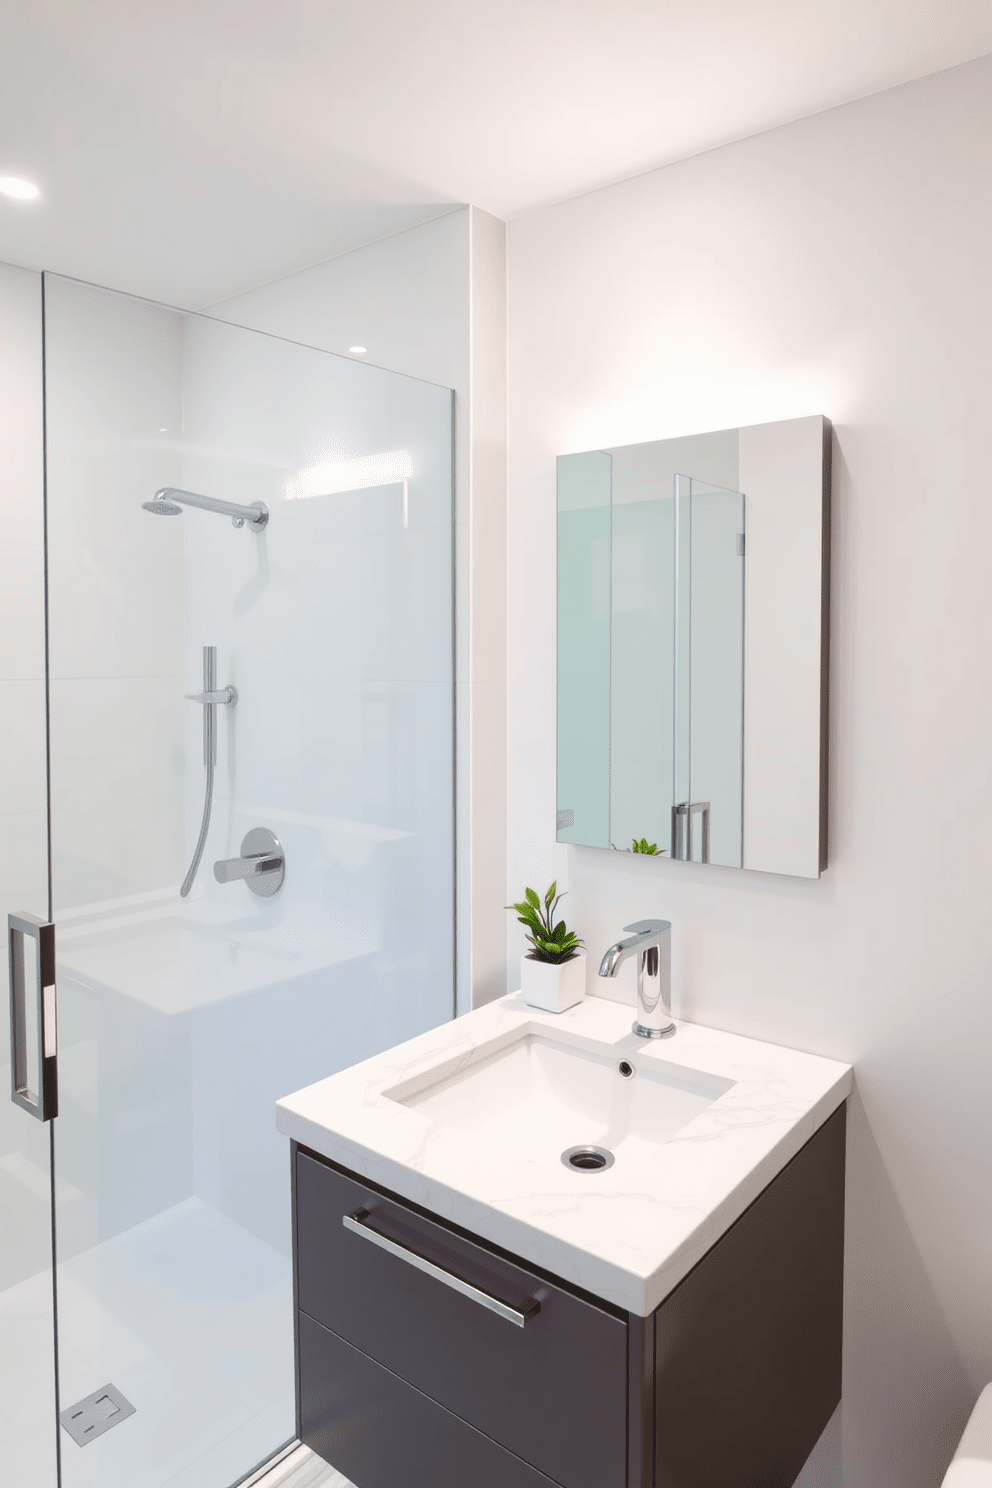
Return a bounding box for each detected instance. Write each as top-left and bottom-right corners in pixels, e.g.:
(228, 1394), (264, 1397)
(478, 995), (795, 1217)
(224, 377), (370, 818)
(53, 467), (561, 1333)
(507, 54), (992, 1488)
(214, 207), (508, 1012)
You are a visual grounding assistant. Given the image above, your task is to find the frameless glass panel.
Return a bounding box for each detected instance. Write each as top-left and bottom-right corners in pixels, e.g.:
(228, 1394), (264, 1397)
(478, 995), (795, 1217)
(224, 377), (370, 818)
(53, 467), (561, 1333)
(685, 478), (745, 869)
(0, 260), (58, 1488)
(610, 460), (675, 854)
(43, 273), (454, 1488)
(557, 452), (611, 848)
(672, 474), (693, 853)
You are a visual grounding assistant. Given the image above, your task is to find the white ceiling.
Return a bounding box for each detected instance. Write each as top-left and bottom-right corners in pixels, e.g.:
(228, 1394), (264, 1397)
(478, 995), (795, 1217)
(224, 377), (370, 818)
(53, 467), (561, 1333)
(2, 0), (991, 307)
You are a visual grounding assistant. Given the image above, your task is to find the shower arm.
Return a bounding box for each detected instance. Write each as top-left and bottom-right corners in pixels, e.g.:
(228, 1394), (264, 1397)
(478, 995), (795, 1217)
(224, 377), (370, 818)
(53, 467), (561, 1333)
(154, 487), (269, 531)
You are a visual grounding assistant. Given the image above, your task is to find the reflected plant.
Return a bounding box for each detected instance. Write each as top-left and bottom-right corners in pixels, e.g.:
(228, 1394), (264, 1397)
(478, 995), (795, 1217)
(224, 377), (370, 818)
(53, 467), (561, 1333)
(506, 882), (583, 964)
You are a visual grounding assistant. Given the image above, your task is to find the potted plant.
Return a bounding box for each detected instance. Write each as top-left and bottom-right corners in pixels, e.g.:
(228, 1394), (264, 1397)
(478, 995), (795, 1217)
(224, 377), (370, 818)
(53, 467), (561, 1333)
(506, 882), (586, 1013)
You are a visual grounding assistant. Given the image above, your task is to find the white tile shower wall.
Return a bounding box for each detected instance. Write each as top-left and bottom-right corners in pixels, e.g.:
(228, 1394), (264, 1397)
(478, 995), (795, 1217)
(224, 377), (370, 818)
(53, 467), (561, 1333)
(212, 206), (509, 1014)
(177, 314), (455, 1250)
(43, 277), (187, 909)
(507, 54), (992, 1488)
(40, 277), (193, 1259)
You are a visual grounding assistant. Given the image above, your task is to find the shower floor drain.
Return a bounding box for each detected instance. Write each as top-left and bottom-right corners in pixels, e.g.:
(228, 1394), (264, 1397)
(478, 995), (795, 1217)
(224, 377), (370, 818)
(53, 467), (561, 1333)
(561, 1144), (615, 1172)
(60, 1383), (135, 1446)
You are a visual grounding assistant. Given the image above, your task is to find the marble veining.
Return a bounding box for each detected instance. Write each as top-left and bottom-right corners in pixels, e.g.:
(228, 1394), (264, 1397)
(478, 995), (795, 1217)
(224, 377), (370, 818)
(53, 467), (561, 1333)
(276, 993), (852, 1316)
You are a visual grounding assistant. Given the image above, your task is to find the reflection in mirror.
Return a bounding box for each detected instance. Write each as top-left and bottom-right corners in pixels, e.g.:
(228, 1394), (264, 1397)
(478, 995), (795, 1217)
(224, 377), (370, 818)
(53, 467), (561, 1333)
(557, 416), (830, 879)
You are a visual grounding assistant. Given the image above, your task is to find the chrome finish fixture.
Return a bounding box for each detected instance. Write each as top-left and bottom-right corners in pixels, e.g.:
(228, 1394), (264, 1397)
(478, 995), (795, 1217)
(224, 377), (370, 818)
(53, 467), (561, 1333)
(185, 684), (237, 710)
(143, 486), (269, 532)
(561, 1145), (615, 1173)
(342, 1210), (540, 1328)
(598, 918), (675, 1040)
(214, 827), (285, 897)
(671, 800), (711, 863)
(180, 646), (237, 898)
(60, 1383), (135, 1446)
(8, 912), (58, 1121)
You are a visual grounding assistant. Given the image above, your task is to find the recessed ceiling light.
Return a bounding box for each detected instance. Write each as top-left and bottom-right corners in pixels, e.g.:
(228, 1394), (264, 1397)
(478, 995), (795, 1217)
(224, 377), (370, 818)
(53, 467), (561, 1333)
(349, 346), (367, 355)
(0, 177), (41, 201)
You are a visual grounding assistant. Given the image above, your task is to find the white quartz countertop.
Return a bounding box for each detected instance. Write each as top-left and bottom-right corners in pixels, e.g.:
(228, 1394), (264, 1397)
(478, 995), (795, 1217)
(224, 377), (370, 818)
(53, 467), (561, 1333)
(276, 993), (852, 1316)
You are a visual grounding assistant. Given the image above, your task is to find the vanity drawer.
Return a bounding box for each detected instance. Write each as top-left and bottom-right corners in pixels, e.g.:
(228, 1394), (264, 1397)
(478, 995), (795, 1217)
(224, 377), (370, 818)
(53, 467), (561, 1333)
(296, 1150), (628, 1488)
(300, 1312), (558, 1488)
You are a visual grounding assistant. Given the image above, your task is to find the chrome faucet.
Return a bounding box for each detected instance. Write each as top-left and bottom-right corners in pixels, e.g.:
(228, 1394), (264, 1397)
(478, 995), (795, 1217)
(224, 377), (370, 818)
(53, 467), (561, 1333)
(598, 920), (674, 1039)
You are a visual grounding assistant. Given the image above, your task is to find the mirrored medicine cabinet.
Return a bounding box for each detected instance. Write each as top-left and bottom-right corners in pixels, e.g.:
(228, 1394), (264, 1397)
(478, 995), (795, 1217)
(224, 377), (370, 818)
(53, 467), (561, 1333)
(557, 415), (830, 879)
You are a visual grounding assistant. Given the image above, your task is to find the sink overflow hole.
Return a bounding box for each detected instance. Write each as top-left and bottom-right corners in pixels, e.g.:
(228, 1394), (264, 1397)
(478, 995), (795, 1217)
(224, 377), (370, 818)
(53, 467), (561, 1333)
(618, 1060), (634, 1078)
(562, 1144), (615, 1173)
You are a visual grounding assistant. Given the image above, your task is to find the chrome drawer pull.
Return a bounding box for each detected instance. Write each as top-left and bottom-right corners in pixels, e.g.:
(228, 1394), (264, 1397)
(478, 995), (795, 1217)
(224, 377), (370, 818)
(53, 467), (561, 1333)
(342, 1209), (540, 1328)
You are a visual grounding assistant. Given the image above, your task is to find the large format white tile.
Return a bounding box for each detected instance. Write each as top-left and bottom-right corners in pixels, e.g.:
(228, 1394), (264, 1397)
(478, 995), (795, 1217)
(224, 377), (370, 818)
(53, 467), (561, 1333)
(0, 541), (45, 680)
(51, 799), (128, 909)
(47, 544), (126, 681)
(0, 808), (49, 919)
(0, 1296), (57, 1451)
(0, 1414), (58, 1488)
(0, 679), (47, 816)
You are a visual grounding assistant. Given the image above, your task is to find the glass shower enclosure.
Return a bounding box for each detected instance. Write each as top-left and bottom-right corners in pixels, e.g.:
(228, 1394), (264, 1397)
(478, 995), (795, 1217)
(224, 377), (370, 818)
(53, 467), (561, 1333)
(2, 273), (455, 1487)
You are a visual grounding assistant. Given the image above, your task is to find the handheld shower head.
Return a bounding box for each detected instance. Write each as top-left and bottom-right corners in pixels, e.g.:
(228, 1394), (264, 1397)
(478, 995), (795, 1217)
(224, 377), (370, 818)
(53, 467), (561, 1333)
(142, 496), (183, 515)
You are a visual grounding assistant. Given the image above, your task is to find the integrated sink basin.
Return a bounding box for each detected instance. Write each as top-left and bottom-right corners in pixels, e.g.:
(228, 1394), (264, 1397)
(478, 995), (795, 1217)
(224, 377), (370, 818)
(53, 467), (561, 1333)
(277, 990), (852, 1314)
(384, 1029), (735, 1170)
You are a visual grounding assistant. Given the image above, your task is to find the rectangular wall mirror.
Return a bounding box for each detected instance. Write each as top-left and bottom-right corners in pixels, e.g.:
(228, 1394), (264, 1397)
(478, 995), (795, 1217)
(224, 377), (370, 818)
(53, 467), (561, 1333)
(557, 415), (830, 878)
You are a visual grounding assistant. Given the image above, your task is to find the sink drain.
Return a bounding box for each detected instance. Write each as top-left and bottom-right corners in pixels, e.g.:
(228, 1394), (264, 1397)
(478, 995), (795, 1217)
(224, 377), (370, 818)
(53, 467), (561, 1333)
(561, 1144), (615, 1173)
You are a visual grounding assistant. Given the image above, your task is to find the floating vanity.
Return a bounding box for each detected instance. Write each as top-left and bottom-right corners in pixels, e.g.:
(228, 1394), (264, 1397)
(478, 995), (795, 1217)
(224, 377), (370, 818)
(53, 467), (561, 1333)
(276, 994), (852, 1487)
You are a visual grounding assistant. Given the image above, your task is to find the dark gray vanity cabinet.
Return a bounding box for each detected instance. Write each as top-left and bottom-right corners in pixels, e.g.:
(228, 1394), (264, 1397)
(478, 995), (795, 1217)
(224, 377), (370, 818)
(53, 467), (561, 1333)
(292, 1102), (846, 1488)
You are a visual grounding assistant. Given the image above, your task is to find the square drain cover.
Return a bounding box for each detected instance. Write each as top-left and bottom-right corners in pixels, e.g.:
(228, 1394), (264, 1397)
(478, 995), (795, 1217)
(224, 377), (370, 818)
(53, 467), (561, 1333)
(60, 1383), (135, 1446)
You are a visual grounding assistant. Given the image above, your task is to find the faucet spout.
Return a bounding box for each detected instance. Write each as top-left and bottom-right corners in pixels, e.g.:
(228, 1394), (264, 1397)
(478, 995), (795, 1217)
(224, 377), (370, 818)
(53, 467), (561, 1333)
(599, 928), (657, 979)
(598, 919), (674, 1040)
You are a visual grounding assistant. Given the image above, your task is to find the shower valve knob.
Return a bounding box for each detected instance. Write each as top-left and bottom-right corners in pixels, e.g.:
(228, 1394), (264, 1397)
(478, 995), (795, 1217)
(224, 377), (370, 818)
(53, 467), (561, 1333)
(213, 827), (285, 897)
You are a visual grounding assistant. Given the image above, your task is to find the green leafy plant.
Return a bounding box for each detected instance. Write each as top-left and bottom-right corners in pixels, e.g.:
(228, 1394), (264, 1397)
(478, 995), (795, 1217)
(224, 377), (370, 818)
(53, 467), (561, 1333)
(630, 837), (664, 855)
(506, 882), (583, 965)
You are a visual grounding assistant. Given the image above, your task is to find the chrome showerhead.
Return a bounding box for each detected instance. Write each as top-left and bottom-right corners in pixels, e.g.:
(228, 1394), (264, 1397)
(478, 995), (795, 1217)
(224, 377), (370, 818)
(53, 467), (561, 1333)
(141, 486), (268, 530)
(142, 495), (183, 516)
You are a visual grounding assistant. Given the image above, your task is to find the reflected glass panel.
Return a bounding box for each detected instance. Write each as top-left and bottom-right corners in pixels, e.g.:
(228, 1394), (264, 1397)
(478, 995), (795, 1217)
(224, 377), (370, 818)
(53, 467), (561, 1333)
(684, 478), (745, 868)
(556, 452), (611, 848)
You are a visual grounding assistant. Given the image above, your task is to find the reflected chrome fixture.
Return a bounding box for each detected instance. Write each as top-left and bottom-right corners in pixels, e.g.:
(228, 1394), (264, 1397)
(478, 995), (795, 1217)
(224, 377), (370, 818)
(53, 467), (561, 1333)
(142, 486), (269, 531)
(180, 646), (237, 898)
(214, 828), (285, 897)
(672, 801), (711, 863)
(598, 919), (674, 1039)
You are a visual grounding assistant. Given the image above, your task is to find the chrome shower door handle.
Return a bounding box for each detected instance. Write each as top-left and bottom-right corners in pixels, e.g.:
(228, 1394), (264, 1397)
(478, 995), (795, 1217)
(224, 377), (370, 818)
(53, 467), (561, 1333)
(8, 912), (58, 1121)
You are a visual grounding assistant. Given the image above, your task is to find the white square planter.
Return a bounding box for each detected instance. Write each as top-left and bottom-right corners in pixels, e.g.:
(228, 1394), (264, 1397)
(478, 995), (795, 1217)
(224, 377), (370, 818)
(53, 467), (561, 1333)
(520, 950), (586, 1014)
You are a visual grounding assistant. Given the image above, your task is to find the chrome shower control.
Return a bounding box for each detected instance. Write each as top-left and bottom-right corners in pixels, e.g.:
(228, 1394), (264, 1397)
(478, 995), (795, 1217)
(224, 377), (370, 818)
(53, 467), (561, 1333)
(213, 827), (285, 897)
